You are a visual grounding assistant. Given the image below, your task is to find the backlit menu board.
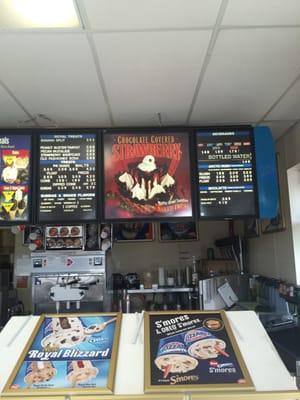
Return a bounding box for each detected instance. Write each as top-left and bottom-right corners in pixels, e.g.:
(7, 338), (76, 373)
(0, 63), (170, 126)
(38, 133), (97, 222)
(197, 129), (256, 218)
(103, 131), (193, 220)
(0, 134), (31, 223)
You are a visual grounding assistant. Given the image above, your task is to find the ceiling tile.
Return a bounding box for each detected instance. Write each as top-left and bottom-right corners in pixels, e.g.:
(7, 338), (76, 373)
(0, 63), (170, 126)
(0, 84), (30, 127)
(190, 28), (300, 125)
(94, 31), (212, 126)
(258, 121), (296, 141)
(267, 79), (300, 120)
(223, 0), (300, 26)
(82, 0), (221, 30)
(0, 33), (111, 127)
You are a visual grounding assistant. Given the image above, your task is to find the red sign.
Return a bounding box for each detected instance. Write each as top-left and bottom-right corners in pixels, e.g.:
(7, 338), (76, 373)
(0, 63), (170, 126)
(103, 131), (193, 220)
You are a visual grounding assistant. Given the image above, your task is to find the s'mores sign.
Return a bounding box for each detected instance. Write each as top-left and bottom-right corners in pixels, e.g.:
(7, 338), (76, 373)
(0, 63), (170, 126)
(144, 311), (254, 393)
(2, 313), (121, 396)
(102, 130), (194, 221)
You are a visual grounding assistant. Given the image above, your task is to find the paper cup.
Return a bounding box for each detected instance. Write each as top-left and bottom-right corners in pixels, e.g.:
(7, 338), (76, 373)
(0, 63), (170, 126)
(183, 328), (226, 359)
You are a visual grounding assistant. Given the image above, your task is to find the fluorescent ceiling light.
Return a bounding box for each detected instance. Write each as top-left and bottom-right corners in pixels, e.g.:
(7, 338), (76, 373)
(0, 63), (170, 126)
(0, 0), (81, 28)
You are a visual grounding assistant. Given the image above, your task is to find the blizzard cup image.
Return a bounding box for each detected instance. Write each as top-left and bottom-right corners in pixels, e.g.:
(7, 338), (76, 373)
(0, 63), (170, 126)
(67, 360), (99, 386)
(183, 328), (227, 360)
(155, 334), (198, 377)
(24, 361), (56, 386)
(41, 316), (116, 351)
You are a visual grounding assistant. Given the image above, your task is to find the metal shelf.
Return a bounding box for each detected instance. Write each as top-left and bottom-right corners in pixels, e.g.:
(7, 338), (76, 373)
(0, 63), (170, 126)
(127, 287), (194, 294)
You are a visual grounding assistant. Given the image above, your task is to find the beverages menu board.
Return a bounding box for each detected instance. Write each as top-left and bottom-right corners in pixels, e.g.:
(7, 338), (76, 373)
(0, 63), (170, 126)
(196, 129), (256, 218)
(38, 133), (97, 222)
(0, 134), (31, 223)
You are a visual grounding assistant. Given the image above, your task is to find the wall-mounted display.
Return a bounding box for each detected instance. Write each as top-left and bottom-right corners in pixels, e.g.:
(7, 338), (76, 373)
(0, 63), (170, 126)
(114, 222), (154, 242)
(159, 222), (198, 241)
(0, 134), (31, 223)
(144, 310), (253, 393)
(23, 225), (44, 251)
(103, 131), (194, 221)
(2, 313), (121, 396)
(38, 133), (97, 223)
(196, 128), (257, 219)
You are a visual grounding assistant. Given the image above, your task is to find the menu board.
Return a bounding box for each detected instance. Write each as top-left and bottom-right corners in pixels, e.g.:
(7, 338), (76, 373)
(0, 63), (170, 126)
(0, 134), (31, 223)
(144, 311), (253, 393)
(38, 133), (97, 222)
(103, 131), (193, 220)
(3, 313), (121, 396)
(197, 129), (256, 218)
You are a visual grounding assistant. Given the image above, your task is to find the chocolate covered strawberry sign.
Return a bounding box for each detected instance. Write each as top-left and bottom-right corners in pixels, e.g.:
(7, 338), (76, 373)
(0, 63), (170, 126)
(103, 131), (193, 220)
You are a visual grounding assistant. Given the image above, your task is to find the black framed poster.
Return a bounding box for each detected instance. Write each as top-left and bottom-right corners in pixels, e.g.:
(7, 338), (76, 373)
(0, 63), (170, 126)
(37, 132), (97, 223)
(3, 313), (122, 396)
(144, 311), (253, 393)
(102, 130), (194, 221)
(0, 133), (31, 223)
(196, 127), (257, 219)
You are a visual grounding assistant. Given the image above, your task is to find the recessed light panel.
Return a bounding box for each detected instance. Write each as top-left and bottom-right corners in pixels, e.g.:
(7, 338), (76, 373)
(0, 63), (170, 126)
(0, 0), (81, 28)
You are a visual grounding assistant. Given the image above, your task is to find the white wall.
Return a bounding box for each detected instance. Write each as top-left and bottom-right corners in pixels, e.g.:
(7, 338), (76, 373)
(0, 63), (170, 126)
(247, 123), (300, 283)
(107, 220), (239, 278)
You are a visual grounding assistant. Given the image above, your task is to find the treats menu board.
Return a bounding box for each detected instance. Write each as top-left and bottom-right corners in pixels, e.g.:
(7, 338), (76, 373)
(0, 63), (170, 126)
(38, 133), (97, 222)
(0, 134), (31, 223)
(144, 311), (253, 392)
(103, 131), (193, 220)
(3, 313), (121, 395)
(196, 129), (256, 218)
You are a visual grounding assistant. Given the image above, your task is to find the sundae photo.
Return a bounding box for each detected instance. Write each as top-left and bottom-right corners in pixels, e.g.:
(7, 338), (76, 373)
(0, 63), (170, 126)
(42, 316), (116, 351)
(117, 155), (176, 204)
(24, 361), (56, 386)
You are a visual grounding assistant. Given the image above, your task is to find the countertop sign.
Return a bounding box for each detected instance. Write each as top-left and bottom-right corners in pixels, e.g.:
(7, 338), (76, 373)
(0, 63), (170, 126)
(3, 313), (121, 396)
(144, 311), (254, 392)
(0, 134), (31, 223)
(38, 133), (97, 222)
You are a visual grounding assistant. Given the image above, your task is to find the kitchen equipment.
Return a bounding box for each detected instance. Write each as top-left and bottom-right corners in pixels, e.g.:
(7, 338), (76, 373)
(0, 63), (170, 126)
(32, 272), (104, 314)
(112, 273), (124, 290)
(29, 250), (106, 314)
(124, 273), (140, 289)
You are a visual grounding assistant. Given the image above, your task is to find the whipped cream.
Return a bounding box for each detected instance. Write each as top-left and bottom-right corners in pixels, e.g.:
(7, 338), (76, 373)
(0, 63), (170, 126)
(131, 179), (147, 200)
(149, 177), (166, 199)
(138, 155), (157, 172)
(119, 172), (134, 190)
(161, 173), (175, 188)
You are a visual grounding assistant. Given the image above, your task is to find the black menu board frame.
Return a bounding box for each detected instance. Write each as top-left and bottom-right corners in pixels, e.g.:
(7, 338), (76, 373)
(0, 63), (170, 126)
(144, 310), (254, 393)
(0, 129), (34, 225)
(101, 127), (196, 222)
(194, 125), (258, 220)
(36, 129), (100, 224)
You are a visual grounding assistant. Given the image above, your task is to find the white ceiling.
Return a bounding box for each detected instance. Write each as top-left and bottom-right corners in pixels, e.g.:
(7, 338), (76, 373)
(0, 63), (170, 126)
(0, 0), (299, 140)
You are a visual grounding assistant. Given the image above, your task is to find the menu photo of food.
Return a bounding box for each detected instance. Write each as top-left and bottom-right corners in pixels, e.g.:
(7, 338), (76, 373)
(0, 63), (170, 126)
(0, 135), (31, 222)
(144, 311), (254, 392)
(3, 313), (121, 395)
(103, 131), (193, 220)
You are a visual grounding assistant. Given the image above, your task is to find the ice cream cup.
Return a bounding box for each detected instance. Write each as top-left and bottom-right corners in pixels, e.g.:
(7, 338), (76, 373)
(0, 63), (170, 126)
(183, 328), (226, 359)
(24, 361), (56, 387)
(67, 360), (98, 386)
(155, 334), (198, 375)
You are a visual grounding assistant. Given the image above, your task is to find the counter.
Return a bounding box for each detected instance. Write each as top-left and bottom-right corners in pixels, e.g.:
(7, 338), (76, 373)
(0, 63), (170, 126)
(0, 311), (298, 399)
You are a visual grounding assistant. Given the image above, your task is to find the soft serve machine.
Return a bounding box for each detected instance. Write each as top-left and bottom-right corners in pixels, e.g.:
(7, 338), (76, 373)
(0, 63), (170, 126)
(30, 251), (106, 314)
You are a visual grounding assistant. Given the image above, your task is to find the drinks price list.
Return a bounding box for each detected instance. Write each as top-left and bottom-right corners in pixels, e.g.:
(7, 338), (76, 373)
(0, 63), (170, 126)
(196, 130), (256, 218)
(38, 133), (97, 222)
